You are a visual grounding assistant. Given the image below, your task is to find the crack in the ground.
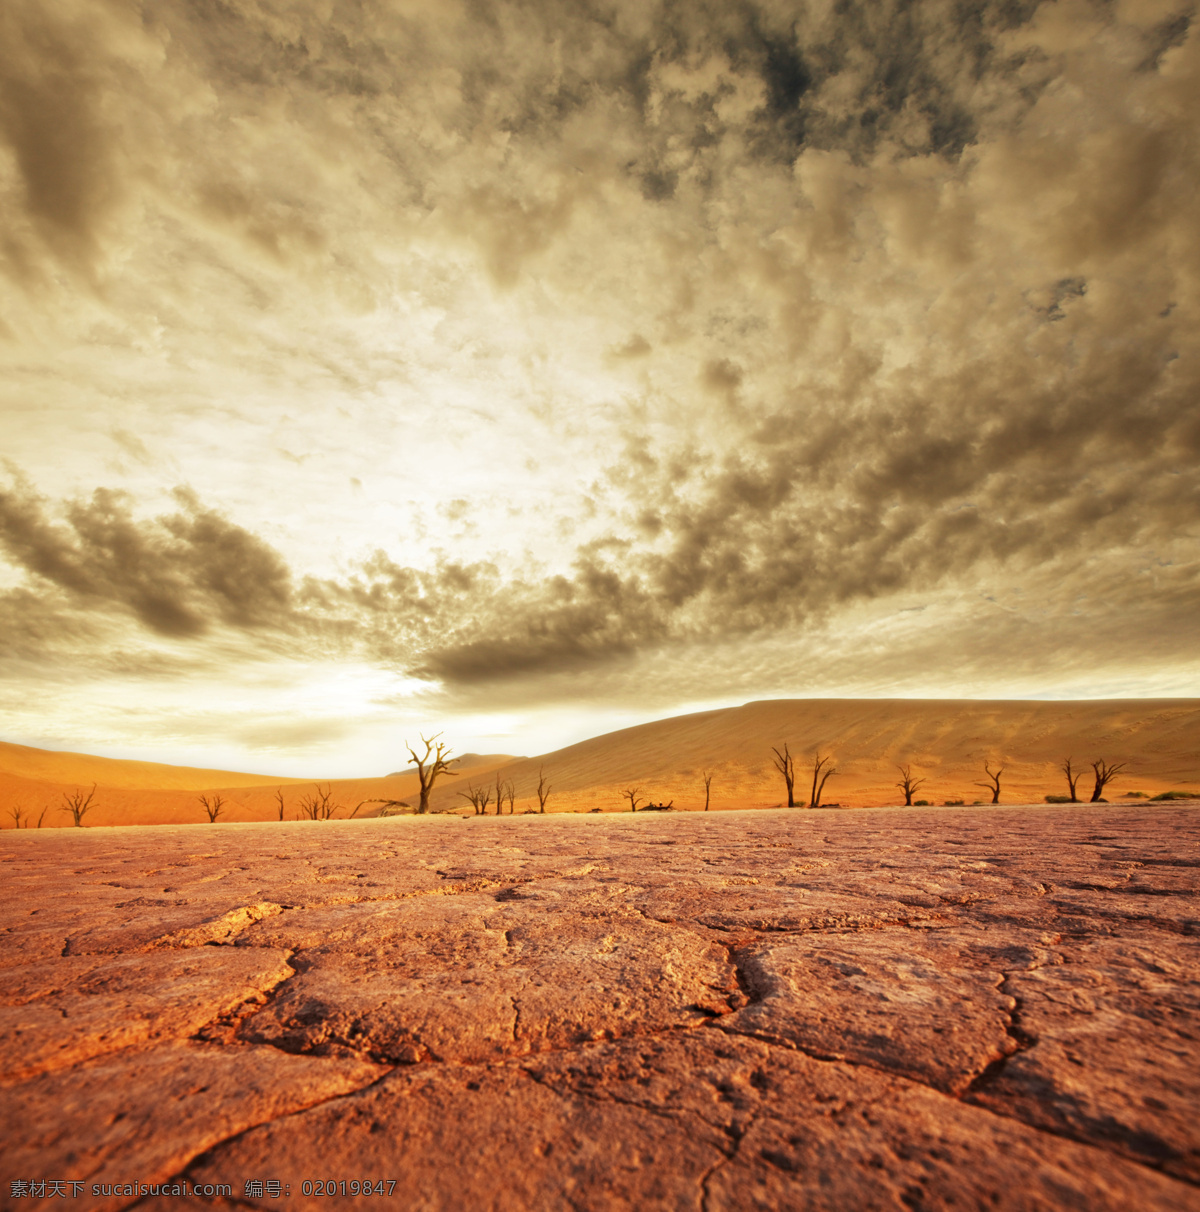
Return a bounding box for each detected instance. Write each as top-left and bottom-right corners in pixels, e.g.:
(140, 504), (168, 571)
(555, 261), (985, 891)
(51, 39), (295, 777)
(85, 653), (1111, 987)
(190, 951), (300, 1046)
(122, 1061), (403, 1212)
(961, 978), (1037, 1098)
(960, 1086), (1200, 1191)
(724, 940), (763, 1011)
(518, 1059), (731, 1146)
(699, 1105), (761, 1212)
(20, 824), (1200, 1208)
(206, 927), (1194, 1199)
(709, 1019), (1200, 1193)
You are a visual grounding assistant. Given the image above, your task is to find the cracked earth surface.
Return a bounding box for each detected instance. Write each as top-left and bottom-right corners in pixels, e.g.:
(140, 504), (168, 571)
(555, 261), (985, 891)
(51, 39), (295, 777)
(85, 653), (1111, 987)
(1, 804), (1198, 1210)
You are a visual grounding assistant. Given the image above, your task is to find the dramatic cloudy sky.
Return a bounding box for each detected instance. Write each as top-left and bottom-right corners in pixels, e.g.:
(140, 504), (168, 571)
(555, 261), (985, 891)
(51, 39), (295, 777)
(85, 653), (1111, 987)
(0, 0), (1196, 774)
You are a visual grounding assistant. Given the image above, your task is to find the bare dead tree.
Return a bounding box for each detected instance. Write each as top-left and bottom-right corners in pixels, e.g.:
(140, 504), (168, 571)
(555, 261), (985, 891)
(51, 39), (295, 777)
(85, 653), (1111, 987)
(358, 798), (412, 817)
(7, 804), (25, 829)
(457, 783), (492, 815)
(702, 770), (713, 812)
(771, 744), (796, 807)
(315, 785), (339, 820)
(1091, 759), (1126, 802)
(1060, 758), (1082, 803)
(406, 733), (457, 814)
(298, 784), (340, 820)
(493, 770), (518, 816)
(536, 766), (552, 814)
(60, 784), (96, 828)
(274, 788), (287, 821)
(199, 793), (225, 823)
(895, 765), (926, 807)
(34, 807), (46, 828)
(809, 754), (837, 807)
(622, 787), (643, 813)
(974, 762), (1004, 804)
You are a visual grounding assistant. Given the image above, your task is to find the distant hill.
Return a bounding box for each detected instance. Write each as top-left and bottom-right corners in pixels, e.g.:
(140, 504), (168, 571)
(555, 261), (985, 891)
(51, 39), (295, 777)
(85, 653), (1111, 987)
(2, 700), (1196, 827)
(0, 740), (306, 792)
(0, 741), (521, 828)
(428, 698), (1200, 814)
(387, 753), (525, 778)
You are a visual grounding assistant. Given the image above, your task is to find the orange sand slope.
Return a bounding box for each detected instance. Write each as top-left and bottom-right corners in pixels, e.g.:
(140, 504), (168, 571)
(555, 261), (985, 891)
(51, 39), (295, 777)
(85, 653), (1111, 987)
(0, 746), (516, 829)
(430, 698), (1200, 814)
(2, 699), (1197, 827)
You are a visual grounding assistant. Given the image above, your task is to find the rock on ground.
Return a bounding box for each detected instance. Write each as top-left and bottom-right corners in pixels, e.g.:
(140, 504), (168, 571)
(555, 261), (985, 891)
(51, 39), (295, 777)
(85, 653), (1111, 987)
(1, 804), (1198, 1211)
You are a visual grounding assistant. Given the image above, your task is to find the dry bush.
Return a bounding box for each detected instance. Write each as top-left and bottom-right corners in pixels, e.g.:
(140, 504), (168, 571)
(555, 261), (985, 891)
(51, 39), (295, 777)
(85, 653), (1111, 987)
(457, 784), (492, 815)
(298, 784), (340, 820)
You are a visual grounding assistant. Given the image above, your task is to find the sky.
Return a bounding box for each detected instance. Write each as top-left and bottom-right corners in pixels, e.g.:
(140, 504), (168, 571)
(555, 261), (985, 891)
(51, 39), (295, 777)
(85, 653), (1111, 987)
(0, 0), (1197, 777)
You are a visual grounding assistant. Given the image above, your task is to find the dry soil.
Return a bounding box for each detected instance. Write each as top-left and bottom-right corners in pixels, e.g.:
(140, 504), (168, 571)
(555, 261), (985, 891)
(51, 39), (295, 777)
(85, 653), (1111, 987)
(1, 803), (1198, 1209)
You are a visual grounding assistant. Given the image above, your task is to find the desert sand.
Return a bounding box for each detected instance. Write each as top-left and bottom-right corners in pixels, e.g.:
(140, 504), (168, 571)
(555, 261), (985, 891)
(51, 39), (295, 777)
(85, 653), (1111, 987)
(2, 699), (1197, 829)
(1, 803), (1198, 1210)
(433, 698), (1200, 815)
(0, 747), (516, 830)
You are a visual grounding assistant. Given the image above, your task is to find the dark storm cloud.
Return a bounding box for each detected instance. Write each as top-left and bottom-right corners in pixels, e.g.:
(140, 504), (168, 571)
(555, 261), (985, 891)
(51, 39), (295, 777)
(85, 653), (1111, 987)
(0, 0), (1183, 287)
(0, 480), (295, 637)
(0, 16), (102, 251)
(11, 0), (1034, 273)
(0, 2), (149, 280)
(0, 0), (1197, 721)
(721, 0), (1024, 161)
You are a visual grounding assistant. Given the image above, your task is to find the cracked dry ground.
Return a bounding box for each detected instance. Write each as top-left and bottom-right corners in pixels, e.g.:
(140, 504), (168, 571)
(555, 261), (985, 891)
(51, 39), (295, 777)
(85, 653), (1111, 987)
(2, 806), (1199, 1211)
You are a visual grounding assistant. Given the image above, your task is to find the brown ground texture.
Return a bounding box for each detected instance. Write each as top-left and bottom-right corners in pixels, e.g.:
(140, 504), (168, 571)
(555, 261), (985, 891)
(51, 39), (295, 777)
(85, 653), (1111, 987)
(1, 803), (1198, 1211)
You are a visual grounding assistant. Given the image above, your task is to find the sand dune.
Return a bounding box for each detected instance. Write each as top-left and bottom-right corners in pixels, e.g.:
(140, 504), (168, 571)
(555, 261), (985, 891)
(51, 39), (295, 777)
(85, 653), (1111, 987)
(2, 700), (1197, 827)
(432, 698), (1200, 814)
(0, 746), (516, 829)
(0, 740), (310, 792)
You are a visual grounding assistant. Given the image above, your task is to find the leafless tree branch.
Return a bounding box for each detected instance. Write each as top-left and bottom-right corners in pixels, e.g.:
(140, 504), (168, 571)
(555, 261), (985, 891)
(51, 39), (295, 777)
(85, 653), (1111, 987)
(199, 792), (225, 823)
(60, 784), (96, 828)
(771, 744), (796, 808)
(809, 753), (837, 807)
(405, 733), (457, 814)
(1091, 759), (1126, 802)
(973, 761), (1004, 804)
(895, 764), (926, 806)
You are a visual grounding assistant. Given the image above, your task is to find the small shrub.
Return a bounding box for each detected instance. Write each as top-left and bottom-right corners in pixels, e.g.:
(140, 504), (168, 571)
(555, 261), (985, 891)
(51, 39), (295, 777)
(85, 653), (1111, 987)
(1151, 790), (1199, 801)
(298, 784), (341, 820)
(943, 799), (964, 807)
(1125, 791), (1147, 798)
(1044, 794), (1072, 803)
(913, 799), (929, 806)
